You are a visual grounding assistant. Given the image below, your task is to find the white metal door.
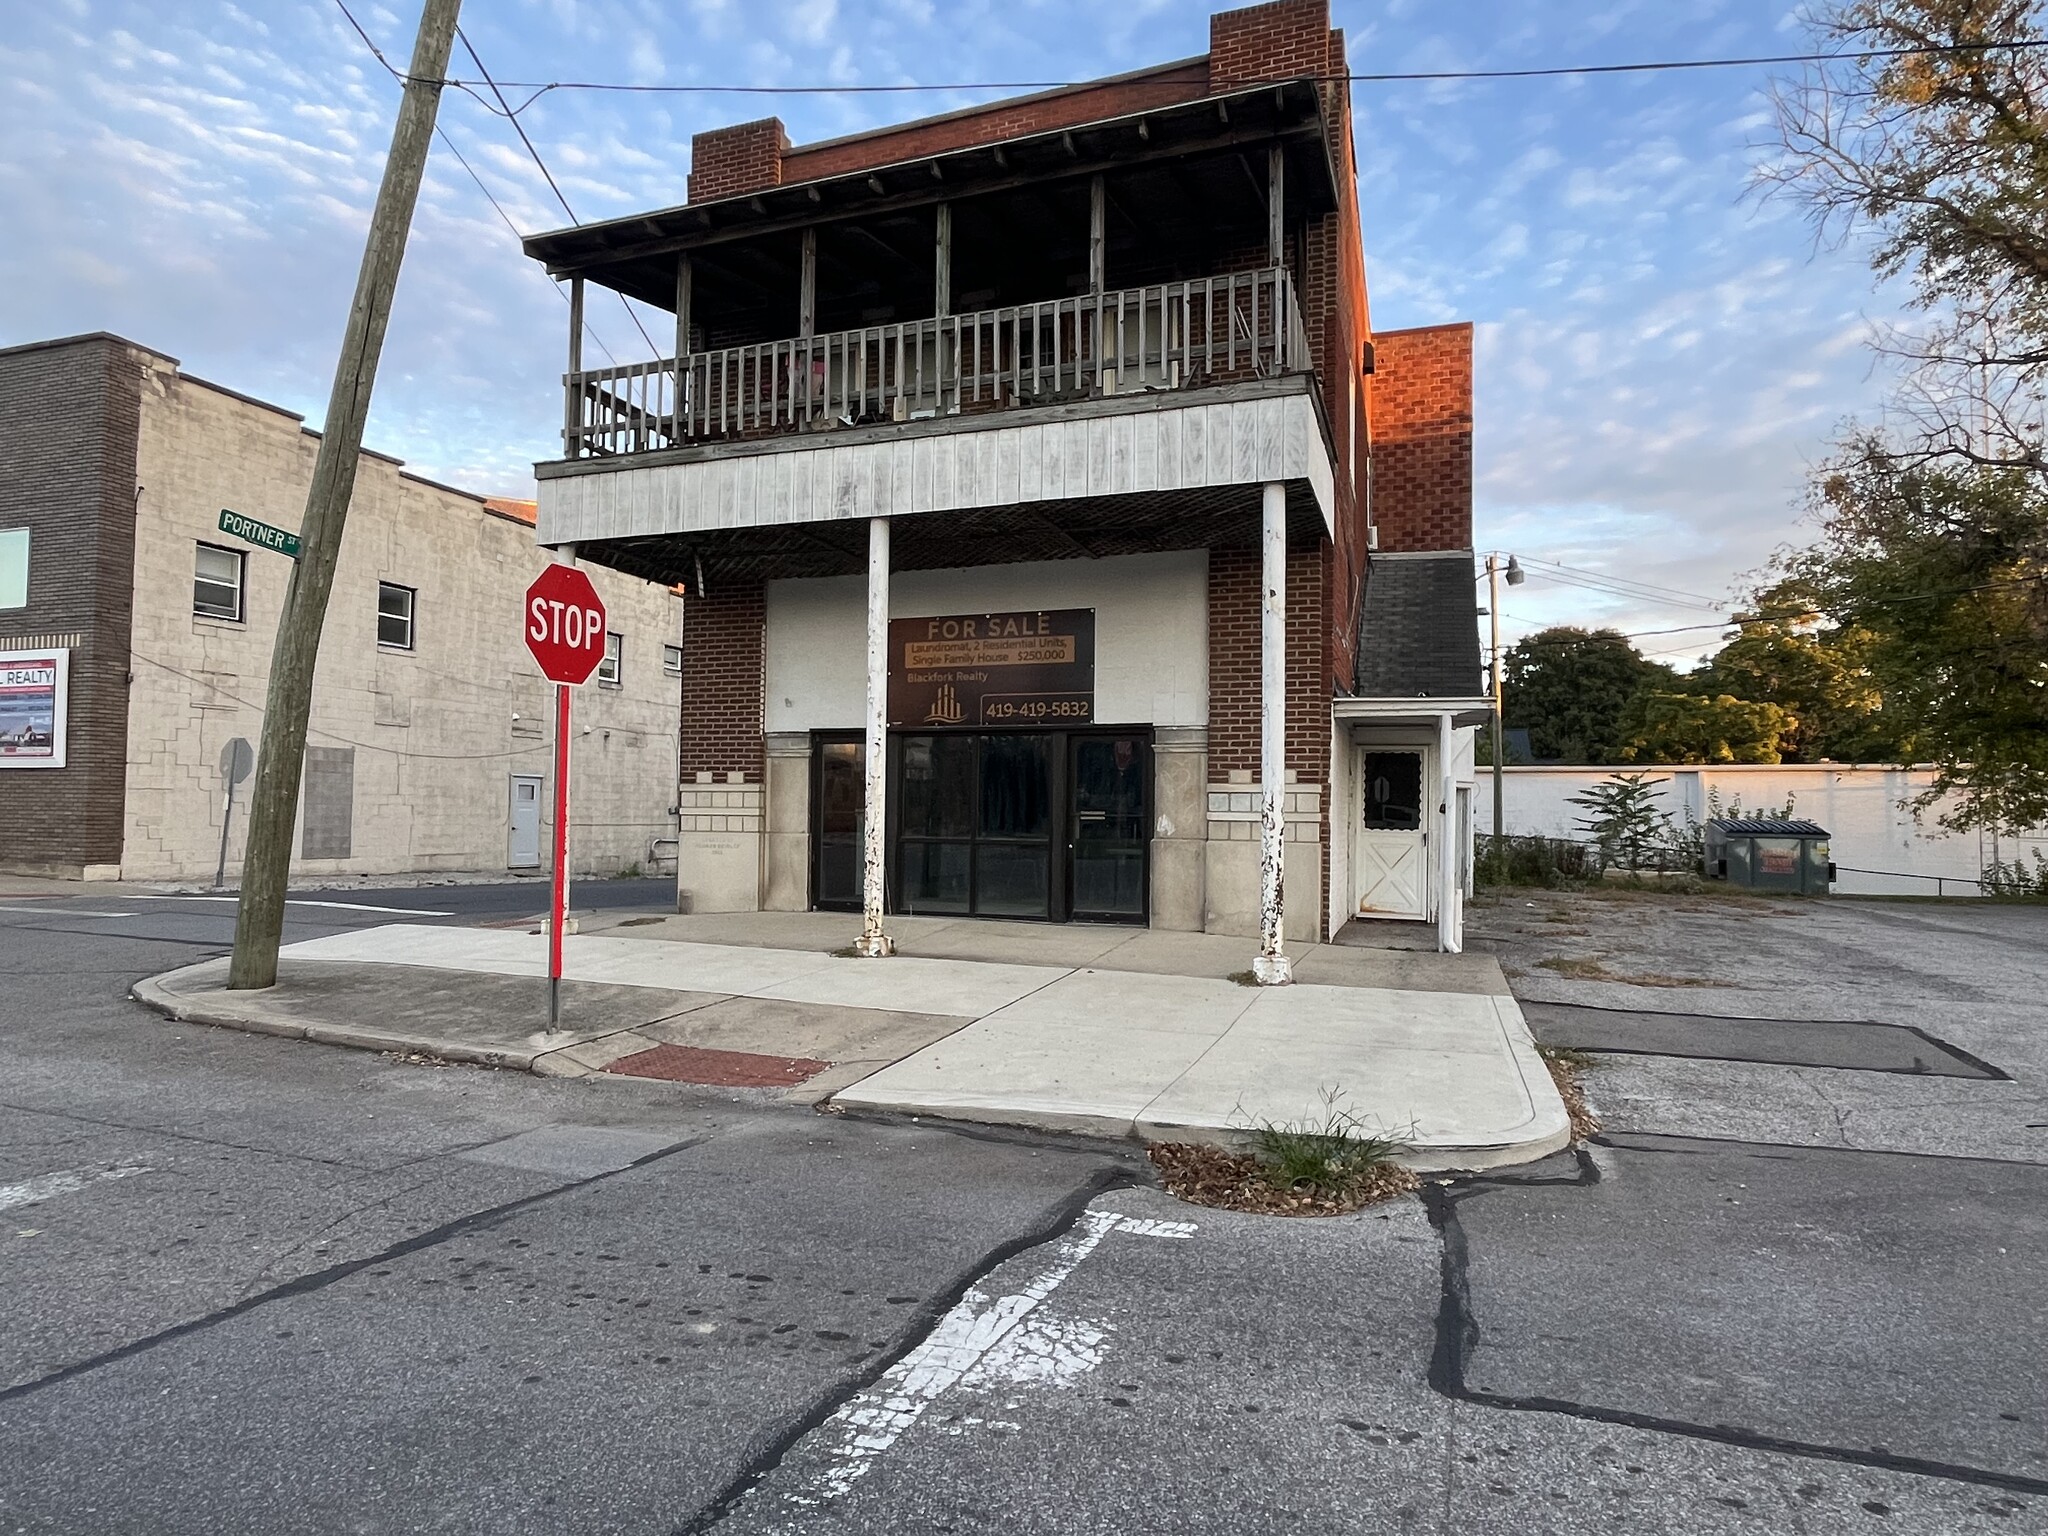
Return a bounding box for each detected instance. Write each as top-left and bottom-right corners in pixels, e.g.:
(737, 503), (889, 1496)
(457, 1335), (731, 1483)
(508, 775), (542, 868)
(1355, 748), (1428, 920)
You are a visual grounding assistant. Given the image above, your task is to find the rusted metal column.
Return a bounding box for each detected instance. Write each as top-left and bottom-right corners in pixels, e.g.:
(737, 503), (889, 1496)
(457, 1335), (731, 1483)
(857, 515), (895, 957)
(1254, 482), (1292, 984)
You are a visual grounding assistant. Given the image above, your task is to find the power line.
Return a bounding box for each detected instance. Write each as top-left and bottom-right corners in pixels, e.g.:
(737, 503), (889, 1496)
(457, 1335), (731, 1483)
(1512, 554), (1726, 609)
(454, 24), (664, 360)
(339, 1), (659, 361)
(1512, 573), (2046, 644)
(430, 123), (622, 369)
(376, 37), (2048, 106)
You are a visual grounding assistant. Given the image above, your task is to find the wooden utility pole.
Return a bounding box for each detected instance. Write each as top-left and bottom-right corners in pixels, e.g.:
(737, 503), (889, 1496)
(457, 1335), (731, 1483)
(229, 0), (463, 989)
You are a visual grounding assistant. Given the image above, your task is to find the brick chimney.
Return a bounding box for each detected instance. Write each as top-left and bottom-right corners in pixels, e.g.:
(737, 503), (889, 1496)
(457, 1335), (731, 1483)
(686, 117), (790, 203)
(1208, 0), (1332, 88)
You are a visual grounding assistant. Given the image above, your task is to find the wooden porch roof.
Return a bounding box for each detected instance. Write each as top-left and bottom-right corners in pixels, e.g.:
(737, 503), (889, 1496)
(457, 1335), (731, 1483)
(522, 80), (1340, 308)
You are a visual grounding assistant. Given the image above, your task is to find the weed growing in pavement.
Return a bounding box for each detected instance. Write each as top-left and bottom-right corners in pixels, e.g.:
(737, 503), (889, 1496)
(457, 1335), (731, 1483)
(1247, 1089), (1412, 1201)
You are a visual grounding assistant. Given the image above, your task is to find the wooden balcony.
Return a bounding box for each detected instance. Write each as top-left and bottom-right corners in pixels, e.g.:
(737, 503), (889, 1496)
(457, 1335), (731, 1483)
(561, 266), (1310, 460)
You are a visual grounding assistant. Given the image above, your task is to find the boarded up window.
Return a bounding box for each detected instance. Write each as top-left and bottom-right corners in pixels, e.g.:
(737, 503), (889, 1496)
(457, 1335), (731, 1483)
(302, 746), (354, 860)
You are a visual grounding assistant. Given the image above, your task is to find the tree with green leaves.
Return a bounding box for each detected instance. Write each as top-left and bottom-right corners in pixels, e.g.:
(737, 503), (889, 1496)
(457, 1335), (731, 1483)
(1502, 627), (1675, 763)
(1689, 577), (1906, 762)
(1791, 448), (2048, 826)
(1764, 0), (2048, 827)
(1618, 690), (1793, 765)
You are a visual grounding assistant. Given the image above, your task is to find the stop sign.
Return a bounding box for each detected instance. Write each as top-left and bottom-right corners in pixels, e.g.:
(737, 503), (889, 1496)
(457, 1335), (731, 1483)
(523, 564), (608, 685)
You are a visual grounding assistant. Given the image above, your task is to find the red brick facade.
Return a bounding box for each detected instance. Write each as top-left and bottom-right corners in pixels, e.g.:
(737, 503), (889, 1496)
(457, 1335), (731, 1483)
(663, 0), (1469, 930)
(677, 581), (766, 781)
(1369, 324), (1475, 553)
(1205, 544), (1328, 783)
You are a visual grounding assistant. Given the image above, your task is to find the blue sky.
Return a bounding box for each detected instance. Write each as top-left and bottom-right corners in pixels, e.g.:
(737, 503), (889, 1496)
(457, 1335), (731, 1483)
(0, 1), (1904, 661)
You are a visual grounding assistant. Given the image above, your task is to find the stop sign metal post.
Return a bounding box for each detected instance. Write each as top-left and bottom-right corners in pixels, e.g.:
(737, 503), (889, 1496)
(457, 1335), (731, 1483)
(524, 563), (608, 1028)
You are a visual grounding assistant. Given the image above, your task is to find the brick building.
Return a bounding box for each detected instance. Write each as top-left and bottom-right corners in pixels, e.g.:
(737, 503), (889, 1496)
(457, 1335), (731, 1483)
(0, 333), (682, 884)
(522, 0), (1485, 961)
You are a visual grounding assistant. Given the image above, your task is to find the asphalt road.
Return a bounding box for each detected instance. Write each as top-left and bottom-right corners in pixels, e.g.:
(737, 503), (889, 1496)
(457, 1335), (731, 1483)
(1, 887), (2043, 1534)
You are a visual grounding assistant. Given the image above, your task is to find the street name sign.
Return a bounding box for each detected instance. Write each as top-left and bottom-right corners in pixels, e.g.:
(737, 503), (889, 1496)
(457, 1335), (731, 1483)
(218, 508), (301, 560)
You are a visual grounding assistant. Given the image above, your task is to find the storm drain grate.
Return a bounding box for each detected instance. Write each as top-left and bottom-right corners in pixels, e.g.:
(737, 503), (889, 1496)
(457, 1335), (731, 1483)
(604, 1043), (830, 1088)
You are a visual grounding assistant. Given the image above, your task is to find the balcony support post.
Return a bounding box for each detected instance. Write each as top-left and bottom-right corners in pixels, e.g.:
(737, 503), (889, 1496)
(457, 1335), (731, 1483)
(565, 275), (584, 458)
(857, 515), (895, 958)
(674, 256), (691, 355)
(1089, 174), (1106, 294)
(1267, 143), (1285, 266)
(1254, 481), (1292, 985)
(935, 202), (951, 317)
(799, 228), (817, 338)
(674, 256), (691, 437)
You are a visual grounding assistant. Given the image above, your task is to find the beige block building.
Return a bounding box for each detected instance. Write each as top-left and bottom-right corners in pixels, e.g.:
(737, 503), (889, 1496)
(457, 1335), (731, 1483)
(0, 333), (682, 884)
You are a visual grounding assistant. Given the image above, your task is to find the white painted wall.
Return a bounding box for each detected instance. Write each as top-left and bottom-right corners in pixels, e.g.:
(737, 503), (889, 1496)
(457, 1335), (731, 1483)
(764, 550), (1208, 733)
(1476, 764), (2018, 896)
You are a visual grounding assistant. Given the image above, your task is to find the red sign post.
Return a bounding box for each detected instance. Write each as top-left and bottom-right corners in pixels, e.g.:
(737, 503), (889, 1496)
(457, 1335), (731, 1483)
(524, 563), (608, 1028)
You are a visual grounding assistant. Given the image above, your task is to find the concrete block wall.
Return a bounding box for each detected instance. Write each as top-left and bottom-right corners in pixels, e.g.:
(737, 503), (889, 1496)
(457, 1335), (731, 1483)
(0, 334), (146, 875)
(119, 356), (682, 883)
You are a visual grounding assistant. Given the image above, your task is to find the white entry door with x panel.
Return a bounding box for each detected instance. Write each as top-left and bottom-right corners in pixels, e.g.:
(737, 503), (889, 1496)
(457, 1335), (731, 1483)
(1354, 748), (1429, 920)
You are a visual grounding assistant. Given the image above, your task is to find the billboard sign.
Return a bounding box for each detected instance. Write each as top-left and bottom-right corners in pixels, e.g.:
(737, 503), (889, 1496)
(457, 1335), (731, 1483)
(0, 648), (68, 769)
(887, 609), (1095, 728)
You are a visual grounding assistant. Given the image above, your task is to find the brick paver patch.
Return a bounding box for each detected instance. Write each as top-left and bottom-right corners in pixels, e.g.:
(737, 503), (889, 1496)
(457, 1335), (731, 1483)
(604, 1042), (830, 1088)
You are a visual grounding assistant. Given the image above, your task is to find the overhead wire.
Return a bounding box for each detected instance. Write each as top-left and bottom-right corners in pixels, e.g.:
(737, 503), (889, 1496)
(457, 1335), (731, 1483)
(394, 38), (2048, 106)
(429, 124), (622, 369)
(454, 25), (664, 359)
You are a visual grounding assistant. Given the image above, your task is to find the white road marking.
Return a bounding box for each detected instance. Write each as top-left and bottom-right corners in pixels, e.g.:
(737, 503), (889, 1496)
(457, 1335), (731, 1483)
(0, 906), (134, 918)
(763, 1208), (1194, 1513)
(0, 1162), (150, 1214)
(118, 895), (457, 917)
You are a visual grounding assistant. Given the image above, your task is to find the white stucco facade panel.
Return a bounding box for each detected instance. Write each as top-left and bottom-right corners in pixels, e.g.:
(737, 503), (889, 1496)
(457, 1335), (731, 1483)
(764, 550), (1208, 734)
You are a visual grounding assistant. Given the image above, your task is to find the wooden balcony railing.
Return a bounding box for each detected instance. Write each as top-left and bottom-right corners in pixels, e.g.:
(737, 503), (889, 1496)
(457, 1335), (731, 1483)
(562, 266), (1310, 458)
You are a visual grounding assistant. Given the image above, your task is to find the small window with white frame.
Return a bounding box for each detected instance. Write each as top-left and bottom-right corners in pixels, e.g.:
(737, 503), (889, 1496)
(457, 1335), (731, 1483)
(193, 542), (245, 621)
(662, 643), (682, 676)
(377, 581), (416, 650)
(0, 528), (27, 610)
(598, 631), (623, 685)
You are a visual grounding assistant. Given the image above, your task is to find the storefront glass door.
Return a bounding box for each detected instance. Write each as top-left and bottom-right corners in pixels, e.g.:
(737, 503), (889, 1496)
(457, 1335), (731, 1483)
(820, 730), (1150, 922)
(812, 736), (866, 910)
(1070, 735), (1148, 919)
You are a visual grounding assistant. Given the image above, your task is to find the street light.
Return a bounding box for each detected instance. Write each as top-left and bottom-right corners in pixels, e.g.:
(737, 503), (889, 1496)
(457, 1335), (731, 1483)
(1485, 553), (1524, 879)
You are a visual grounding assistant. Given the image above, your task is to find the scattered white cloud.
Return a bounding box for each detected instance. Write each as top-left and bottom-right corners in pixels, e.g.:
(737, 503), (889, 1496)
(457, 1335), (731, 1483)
(0, 0), (1906, 641)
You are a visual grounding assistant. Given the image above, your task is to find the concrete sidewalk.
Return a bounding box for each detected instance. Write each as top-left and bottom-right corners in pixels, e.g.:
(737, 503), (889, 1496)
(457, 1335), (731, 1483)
(135, 916), (1569, 1170)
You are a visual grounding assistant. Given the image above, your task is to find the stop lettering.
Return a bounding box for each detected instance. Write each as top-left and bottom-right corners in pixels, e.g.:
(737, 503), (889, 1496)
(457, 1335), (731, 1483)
(523, 563), (608, 685)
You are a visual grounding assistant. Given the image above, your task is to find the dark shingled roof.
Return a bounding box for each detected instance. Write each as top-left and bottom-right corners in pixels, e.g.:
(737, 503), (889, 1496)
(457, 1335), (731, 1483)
(1354, 552), (1484, 699)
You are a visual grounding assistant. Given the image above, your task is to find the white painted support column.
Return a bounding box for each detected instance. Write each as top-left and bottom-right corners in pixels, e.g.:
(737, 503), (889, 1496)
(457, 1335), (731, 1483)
(1254, 482), (1292, 985)
(858, 515), (895, 957)
(1436, 710), (1462, 954)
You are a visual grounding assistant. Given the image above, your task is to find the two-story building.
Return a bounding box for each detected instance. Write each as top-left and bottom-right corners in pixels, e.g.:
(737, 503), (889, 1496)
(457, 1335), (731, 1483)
(523, 0), (1485, 966)
(0, 332), (683, 885)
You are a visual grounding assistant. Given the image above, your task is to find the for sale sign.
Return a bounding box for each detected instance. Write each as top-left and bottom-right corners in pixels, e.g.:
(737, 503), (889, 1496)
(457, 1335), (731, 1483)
(0, 648), (68, 768)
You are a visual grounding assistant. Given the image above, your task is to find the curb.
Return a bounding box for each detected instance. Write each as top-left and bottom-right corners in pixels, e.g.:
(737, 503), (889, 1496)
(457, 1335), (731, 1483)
(130, 965), (540, 1072)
